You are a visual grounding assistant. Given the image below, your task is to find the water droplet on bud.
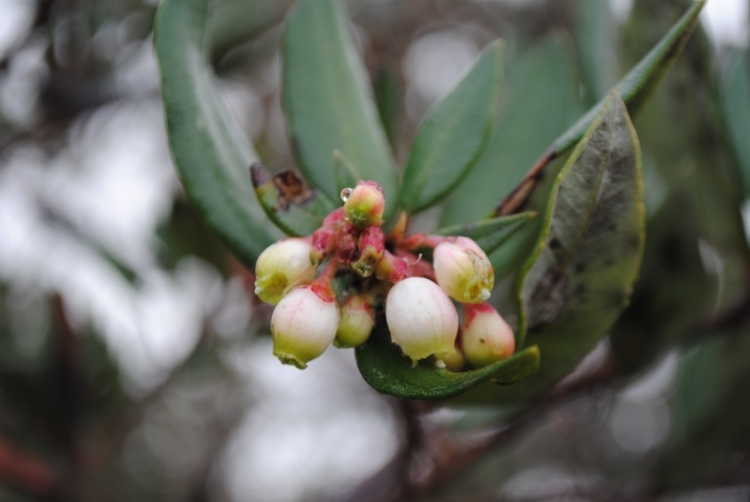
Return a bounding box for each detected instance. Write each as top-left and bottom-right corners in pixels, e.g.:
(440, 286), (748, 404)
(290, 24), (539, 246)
(340, 188), (353, 202)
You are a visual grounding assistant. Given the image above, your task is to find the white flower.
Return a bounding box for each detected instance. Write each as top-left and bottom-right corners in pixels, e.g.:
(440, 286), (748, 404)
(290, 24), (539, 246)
(255, 238), (316, 305)
(271, 285), (339, 369)
(460, 302), (515, 367)
(385, 277), (458, 364)
(433, 237), (494, 304)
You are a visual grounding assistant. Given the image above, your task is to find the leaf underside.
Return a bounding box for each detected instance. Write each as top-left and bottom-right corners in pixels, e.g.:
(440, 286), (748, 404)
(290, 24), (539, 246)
(355, 322), (540, 401)
(434, 212), (537, 256)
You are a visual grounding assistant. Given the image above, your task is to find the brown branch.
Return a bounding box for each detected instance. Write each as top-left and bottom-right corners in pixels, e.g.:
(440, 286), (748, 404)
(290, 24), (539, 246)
(494, 149), (557, 216)
(0, 436), (59, 497)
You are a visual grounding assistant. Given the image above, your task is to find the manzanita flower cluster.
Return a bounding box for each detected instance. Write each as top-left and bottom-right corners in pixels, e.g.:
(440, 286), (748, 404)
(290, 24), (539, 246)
(254, 180), (515, 370)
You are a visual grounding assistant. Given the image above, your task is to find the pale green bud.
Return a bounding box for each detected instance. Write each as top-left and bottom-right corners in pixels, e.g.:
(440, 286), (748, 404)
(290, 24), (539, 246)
(334, 295), (375, 348)
(385, 277), (459, 364)
(433, 237), (494, 304)
(255, 238), (316, 305)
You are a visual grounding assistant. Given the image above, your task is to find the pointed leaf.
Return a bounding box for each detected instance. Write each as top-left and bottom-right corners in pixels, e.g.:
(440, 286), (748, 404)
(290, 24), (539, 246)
(553, 0), (705, 155)
(283, 0), (398, 219)
(356, 323), (540, 401)
(515, 92), (644, 387)
(154, 0), (282, 267)
(495, 0), (705, 216)
(434, 212), (536, 256)
(399, 41), (504, 214)
(442, 34), (584, 226)
(250, 164), (336, 237)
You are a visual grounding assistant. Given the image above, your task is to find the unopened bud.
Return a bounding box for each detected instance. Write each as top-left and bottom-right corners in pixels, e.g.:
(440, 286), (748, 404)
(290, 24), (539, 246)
(434, 237), (494, 304)
(334, 295), (375, 348)
(343, 181), (385, 228)
(352, 226), (385, 277)
(385, 277), (459, 364)
(376, 250), (409, 283)
(311, 226), (336, 266)
(271, 284), (339, 369)
(437, 346), (465, 372)
(255, 238), (316, 305)
(461, 302), (515, 367)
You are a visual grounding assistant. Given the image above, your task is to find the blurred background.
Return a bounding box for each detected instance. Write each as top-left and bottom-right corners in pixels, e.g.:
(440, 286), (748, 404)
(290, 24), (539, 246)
(0, 0), (749, 500)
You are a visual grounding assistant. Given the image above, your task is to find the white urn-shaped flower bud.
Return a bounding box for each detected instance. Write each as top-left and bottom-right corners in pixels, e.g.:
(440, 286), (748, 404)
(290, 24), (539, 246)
(433, 237), (494, 304)
(461, 302), (515, 367)
(385, 277), (459, 364)
(271, 284), (339, 369)
(334, 295), (375, 348)
(255, 238), (316, 305)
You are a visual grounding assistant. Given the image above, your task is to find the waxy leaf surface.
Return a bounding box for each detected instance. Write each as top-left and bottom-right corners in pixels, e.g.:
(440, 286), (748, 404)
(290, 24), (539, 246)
(400, 42), (504, 214)
(283, 0), (398, 219)
(154, 0), (283, 267)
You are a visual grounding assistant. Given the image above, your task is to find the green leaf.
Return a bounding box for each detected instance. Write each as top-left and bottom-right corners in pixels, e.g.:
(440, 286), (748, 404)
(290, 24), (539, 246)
(552, 0), (705, 156)
(355, 323), (540, 401)
(575, 0), (619, 104)
(512, 92), (644, 394)
(283, 0), (399, 219)
(399, 41), (504, 214)
(434, 212), (536, 256)
(721, 49), (750, 196)
(154, 0), (282, 267)
(250, 164), (337, 237)
(441, 34), (584, 226)
(206, 0), (292, 63)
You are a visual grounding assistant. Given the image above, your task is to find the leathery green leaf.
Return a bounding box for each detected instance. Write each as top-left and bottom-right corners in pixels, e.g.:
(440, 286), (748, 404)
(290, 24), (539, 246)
(553, 0), (704, 155)
(434, 212), (536, 256)
(355, 322), (540, 401)
(400, 41), (504, 214)
(515, 92), (644, 391)
(250, 164), (337, 237)
(154, 0), (282, 267)
(283, 0), (399, 219)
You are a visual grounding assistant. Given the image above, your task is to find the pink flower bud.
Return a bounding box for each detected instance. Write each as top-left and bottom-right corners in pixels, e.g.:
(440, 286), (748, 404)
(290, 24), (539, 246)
(310, 226), (336, 266)
(334, 295), (375, 348)
(343, 181), (385, 228)
(376, 250), (410, 283)
(271, 284), (339, 369)
(255, 238), (316, 305)
(460, 302), (515, 367)
(385, 277), (459, 364)
(433, 237), (494, 304)
(352, 226), (385, 277)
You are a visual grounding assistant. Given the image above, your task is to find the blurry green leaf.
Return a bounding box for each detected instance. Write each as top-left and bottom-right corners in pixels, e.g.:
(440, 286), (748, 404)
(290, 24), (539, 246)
(250, 163), (336, 237)
(356, 323), (540, 400)
(623, 0), (750, 313)
(434, 212), (536, 256)
(575, 0), (619, 104)
(206, 0), (292, 63)
(283, 0), (399, 219)
(552, 0), (705, 156)
(441, 34), (584, 226)
(515, 93), (644, 387)
(721, 50), (750, 196)
(657, 327), (750, 490)
(399, 42), (504, 214)
(155, 0), (282, 267)
(609, 192), (715, 374)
